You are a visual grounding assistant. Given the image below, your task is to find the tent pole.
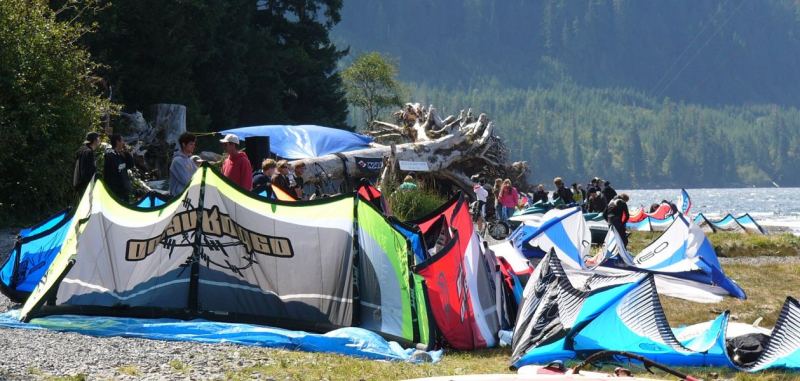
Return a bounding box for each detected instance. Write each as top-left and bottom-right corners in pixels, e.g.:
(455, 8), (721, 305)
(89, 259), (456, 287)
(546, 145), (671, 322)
(188, 165), (207, 314)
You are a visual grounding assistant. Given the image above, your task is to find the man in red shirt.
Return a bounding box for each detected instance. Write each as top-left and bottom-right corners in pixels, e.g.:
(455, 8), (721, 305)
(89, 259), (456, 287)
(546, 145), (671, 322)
(220, 134), (253, 190)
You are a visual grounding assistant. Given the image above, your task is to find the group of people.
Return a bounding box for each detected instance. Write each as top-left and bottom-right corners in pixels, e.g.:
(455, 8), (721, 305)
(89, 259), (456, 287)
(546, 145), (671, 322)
(469, 174), (632, 247)
(72, 131), (308, 203)
(170, 133), (307, 200)
(73, 132), (136, 202)
(468, 176), (523, 231)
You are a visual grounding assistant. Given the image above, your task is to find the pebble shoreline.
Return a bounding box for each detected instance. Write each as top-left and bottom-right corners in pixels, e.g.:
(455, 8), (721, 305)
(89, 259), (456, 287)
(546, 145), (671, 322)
(0, 230), (276, 380)
(0, 227), (798, 379)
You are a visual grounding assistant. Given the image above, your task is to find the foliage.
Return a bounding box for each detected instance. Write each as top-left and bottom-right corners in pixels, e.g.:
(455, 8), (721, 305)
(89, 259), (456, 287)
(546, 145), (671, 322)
(388, 188), (448, 221)
(341, 52), (404, 128)
(0, 0), (114, 225)
(84, 0), (350, 132)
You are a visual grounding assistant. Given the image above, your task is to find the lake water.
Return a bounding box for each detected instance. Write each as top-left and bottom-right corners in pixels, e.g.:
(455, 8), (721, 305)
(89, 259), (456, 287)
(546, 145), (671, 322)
(620, 188), (800, 234)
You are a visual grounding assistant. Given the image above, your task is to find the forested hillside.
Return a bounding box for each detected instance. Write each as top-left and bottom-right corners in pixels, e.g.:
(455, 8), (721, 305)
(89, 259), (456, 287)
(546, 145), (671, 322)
(333, 0), (800, 187)
(413, 81), (799, 188)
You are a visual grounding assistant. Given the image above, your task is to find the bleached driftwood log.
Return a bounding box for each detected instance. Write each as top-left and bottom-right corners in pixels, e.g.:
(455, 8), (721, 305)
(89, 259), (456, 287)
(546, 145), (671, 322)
(119, 104), (187, 179)
(298, 103), (528, 195)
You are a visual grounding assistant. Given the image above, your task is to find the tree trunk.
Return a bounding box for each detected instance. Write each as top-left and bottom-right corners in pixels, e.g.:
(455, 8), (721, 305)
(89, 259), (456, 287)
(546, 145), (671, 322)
(120, 104), (187, 179)
(298, 104), (529, 196)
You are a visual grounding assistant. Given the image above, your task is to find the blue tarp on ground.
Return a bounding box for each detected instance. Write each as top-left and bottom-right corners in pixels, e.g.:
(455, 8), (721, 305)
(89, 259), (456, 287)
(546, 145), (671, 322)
(219, 125), (373, 159)
(0, 311), (441, 363)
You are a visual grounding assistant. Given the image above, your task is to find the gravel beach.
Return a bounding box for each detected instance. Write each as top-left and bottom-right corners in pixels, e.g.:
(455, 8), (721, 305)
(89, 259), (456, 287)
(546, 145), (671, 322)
(0, 226), (798, 380)
(0, 228), (290, 380)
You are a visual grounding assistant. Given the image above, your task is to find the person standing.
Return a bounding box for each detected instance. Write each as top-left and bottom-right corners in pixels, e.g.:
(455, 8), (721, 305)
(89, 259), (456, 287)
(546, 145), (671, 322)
(588, 191), (607, 213)
(531, 184), (548, 204)
(602, 180), (617, 204)
(552, 177), (573, 204)
(73, 132), (100, 198)
(587, 177), (600, 195)
(492, 178), (504, 220)
(169, 132), (198, 196)
(571, 183), (584, 205)
(220, 134), (253, 190)
(603, 194), (630, 247)
(498, 179), (519, 221)
(103, 134), (135, 201)
(471, 175), (488, 231)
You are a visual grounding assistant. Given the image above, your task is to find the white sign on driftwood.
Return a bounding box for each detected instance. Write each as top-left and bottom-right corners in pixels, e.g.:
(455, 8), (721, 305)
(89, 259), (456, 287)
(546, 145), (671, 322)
(398, 160), (431, 172)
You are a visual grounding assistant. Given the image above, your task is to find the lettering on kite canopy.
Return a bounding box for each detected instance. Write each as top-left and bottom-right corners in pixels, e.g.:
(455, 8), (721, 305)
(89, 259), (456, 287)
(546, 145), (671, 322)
(125, 205), (295, 263)
(634, 241), (669, 265)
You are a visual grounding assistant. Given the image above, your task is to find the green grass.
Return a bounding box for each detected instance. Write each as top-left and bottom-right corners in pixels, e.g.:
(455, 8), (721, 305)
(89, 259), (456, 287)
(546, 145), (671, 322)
(216, 346), (800, 380)
(222, 348), (513, 381)
(662, 263), (800, 328)
(169, 359), (189, 374)
(628, 231), (800, 258)
(117, 365), (140, 376)
(387, 187), (448, 221)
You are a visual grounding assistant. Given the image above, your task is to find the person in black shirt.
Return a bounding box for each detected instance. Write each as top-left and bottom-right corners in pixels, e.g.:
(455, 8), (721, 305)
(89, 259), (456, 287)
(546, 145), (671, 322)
(253, 158), (277, 197)
(588, 191), (607, 213)
(271, 160), (291, 191)
(292, 161), (306, 199)
(531, 184), (548, 204)
(586, 177), (600, 195)
(73, 132), (100, 198)
(103, 134), (135, 201)
(603, 193), (630, 247)
(602, 180), (617, 203)
(552, 177), (573, 205)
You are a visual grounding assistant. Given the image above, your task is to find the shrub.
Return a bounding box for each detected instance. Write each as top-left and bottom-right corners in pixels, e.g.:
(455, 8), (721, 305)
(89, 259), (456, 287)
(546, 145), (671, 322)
(387, 188), (448, 221)
(0, 1), (113, 226)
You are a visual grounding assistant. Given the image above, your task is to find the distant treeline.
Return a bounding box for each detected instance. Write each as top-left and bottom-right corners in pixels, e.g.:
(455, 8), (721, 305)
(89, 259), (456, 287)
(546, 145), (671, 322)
(334, 0), (800, 107)
(332, 0), (800, 188)
(411, 81), (800, 188)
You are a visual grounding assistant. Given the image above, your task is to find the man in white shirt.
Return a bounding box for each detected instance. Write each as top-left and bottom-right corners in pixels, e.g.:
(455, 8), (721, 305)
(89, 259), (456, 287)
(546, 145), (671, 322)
(472, 175), (489, 232)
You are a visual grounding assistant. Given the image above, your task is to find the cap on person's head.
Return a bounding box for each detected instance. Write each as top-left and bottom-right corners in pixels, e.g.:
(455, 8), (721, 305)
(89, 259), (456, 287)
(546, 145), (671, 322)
(84, 132), (100, 144)
(219, 133), (240, 145)
(604, 180), (610, 186)
(470, 174), (480, 183)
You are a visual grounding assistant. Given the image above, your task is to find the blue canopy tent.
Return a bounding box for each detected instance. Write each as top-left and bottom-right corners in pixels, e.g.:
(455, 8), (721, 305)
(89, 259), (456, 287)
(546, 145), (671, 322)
(219, 125), (373, 159)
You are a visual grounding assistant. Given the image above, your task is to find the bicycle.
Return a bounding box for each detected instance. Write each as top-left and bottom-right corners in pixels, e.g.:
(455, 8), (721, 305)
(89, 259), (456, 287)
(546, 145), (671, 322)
(471, 201), (510, 240)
